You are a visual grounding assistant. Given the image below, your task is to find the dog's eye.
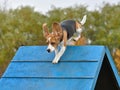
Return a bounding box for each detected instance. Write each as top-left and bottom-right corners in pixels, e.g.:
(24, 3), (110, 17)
(51, 42), (55, 45)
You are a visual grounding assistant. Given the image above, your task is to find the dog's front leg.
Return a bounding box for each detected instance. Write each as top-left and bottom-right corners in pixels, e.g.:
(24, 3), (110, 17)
(55, 48), (58, 55)
(52, 46), (66, 64)
(52, 30), (67, 64)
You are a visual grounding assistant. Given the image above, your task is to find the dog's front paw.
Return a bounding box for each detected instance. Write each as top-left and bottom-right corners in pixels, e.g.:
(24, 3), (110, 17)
(52, 53), (61, 64)
(52, 57), (59, 64)
(52, 60), (58, 64)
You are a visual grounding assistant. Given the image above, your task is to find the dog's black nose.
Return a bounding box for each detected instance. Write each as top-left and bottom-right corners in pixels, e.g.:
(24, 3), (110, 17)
(47, 49), (50, 53)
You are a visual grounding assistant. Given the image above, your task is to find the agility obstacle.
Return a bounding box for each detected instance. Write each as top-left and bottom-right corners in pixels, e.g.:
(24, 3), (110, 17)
(0, 46), (119, 90)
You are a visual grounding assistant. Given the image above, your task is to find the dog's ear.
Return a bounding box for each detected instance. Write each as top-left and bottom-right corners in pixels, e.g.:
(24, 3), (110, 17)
(52, 22), (62, 37)
(42, 23), (49, 37)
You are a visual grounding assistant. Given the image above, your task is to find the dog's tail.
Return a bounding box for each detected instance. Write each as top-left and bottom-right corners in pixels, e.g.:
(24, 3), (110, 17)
(80, 15), (87, 25)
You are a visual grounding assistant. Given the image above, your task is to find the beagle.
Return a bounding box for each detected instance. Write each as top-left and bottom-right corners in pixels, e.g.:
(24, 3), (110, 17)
(42, 15), (87, 64)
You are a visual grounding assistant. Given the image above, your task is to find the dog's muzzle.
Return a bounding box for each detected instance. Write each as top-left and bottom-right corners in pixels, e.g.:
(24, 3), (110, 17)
(47, 49), (51, 53)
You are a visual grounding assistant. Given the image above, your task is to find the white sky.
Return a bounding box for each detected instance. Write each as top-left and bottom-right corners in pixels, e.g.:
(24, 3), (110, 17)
(0, 0), (120, 14)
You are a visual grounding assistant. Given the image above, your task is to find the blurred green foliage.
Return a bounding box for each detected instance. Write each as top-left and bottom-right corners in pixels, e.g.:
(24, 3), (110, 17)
(0, 3), (120, 76)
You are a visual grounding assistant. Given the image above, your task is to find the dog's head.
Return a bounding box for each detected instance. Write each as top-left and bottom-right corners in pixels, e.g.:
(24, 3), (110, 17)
(42, 22), (62, 53)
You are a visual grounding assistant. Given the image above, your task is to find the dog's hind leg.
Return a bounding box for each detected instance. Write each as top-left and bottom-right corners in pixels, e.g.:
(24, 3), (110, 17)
(73, 15), (87, 41)
(72, 32), (81, 41)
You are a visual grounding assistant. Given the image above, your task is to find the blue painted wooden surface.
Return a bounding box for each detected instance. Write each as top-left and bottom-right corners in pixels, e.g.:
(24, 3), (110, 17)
(0, 78), (94, 90)
(12, 46), (105, 61)
(3, 62), (98, 78)
(105, 47), (120, 87)
(0, 46), (119, 90)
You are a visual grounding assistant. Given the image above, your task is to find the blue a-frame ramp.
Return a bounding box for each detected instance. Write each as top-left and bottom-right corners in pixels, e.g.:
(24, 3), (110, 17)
(0, 46), (119, 90)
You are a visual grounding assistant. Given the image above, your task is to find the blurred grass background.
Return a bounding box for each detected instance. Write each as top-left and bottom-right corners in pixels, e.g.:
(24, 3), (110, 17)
(0, 3), (120, 77)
